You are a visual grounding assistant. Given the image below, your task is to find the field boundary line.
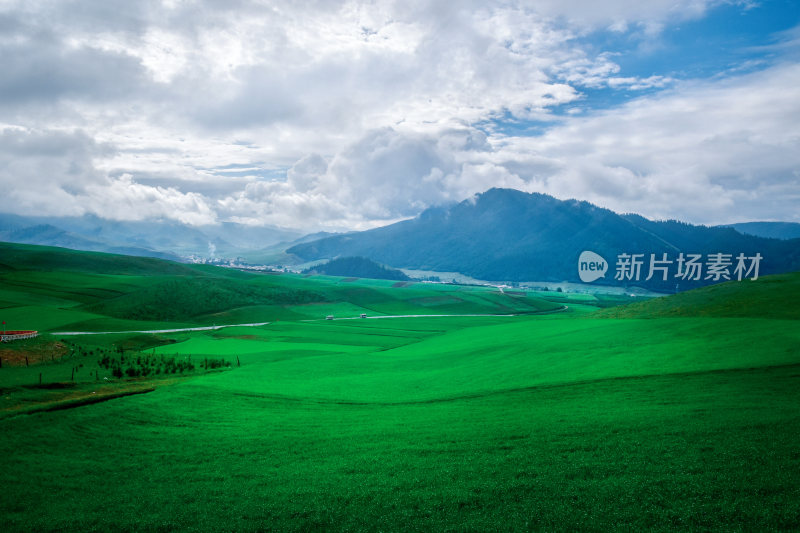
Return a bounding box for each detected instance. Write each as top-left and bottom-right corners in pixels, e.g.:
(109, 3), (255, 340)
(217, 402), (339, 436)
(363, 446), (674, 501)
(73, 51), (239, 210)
(1, 387), (156, 420)
(50, 322), (271, 336)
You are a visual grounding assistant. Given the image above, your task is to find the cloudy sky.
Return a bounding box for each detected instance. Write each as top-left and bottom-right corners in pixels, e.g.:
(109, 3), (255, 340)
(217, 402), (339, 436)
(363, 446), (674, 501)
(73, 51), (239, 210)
(1, 0), (798, 231)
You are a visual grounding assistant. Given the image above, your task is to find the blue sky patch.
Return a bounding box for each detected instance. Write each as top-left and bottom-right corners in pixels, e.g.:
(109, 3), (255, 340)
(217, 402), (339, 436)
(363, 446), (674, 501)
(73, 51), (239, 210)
(486, 1), (800, 135)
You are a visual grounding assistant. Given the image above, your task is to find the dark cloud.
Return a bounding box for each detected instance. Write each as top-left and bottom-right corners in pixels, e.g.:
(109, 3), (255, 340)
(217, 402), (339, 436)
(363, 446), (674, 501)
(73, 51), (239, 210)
(40, 0), (153, 35)
(0, 128), (108, 216)
(190, 66), (304, 129)
(0, 44), (148, 105)
(0, 128), (112, 160)
(0, 19), (150, 108)
(109, 170), (257, 198)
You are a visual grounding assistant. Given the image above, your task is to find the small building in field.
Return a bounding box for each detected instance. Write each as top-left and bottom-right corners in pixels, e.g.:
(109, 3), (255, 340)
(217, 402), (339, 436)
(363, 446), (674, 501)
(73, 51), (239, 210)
(1, 330), (38, 342)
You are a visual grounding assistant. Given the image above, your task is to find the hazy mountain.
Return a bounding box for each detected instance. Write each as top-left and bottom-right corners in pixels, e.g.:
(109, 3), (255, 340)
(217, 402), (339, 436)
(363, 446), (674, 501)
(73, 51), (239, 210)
(722, 222), (800, 240)
(0, 213), (302, 260)
(1, 223), (101, 250)
(304, 256), (410, 281)
(288, 188), (800, 291)
(287, 231), (343, 246)
(197, 222), (302, 252)
(0, 222), (180, 261)
(235, 231), (344, 265)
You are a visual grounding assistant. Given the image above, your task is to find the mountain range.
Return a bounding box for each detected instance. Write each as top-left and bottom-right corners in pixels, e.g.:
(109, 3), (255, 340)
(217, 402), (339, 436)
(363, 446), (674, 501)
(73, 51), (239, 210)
(1, 188), (799, 292)
(288, 188), (800, 291)
(0, 213), (302, 261)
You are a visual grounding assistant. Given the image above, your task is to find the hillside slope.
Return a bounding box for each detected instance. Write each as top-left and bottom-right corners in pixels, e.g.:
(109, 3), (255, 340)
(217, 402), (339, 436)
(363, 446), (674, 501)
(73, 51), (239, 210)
(594, 271), (800, 319)
(0, 241), (197, 276)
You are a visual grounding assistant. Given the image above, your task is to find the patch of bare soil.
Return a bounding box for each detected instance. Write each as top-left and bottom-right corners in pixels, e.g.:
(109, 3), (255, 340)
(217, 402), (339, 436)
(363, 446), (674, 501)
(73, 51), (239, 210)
(0, 341), (69, 367)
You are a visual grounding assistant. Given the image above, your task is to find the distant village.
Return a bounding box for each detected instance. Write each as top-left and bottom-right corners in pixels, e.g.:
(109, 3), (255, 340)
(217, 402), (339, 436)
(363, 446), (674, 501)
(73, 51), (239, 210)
(181, 253), (653, 298)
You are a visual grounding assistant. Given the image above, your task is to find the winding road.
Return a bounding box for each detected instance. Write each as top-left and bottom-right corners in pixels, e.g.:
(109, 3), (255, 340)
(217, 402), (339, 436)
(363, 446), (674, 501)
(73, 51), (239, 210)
(50, 306), (568, 335)
(306, 306), (568, 321)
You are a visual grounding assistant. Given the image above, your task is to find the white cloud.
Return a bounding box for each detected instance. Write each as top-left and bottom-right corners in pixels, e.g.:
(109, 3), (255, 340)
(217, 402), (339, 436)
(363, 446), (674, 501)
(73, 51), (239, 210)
(529, 0), (718, 29)
(214, 59), (800, 228)
(287, 154), (328, 193)
(1, 1), (665, 135)
(85, 174), (217, 226)
(494, 62), (800, 223)
(0, 127), (217, 225)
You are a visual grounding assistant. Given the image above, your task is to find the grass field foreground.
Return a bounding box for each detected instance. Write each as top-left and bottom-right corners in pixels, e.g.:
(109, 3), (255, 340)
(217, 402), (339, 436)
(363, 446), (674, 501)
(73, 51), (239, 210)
(0, 243), (798, 530)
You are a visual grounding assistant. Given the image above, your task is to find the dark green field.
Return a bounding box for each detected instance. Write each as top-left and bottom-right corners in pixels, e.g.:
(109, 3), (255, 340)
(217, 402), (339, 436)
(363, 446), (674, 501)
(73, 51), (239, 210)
(0, 242), (798, 531)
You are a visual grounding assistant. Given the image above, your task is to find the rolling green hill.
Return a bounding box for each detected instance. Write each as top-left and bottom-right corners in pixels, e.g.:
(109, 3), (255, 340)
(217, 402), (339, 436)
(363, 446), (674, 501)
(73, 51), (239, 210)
(0, 241), (196, 276)
(594, 271), (800, 319)
(304, 256), (411, 281)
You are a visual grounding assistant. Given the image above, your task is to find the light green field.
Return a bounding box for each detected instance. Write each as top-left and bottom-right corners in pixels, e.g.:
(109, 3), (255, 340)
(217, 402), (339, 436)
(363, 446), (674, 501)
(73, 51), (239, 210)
(0, 242), (798, 531)
(143, 316), (799, 404)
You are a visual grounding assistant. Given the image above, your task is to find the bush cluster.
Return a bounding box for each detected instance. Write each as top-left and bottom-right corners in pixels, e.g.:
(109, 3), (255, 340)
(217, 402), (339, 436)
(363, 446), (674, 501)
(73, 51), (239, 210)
(98, 352), (199, 378)
(60, 341), (232, 378)
(99, 353), (231, 377)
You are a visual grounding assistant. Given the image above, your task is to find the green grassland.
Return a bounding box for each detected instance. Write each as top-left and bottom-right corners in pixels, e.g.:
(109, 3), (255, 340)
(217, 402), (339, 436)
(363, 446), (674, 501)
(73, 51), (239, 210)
(0, 242), (798, 531)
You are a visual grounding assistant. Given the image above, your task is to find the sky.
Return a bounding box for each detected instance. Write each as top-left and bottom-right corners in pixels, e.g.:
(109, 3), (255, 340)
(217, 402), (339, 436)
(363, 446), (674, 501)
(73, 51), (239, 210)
(0, 0), (798, 231)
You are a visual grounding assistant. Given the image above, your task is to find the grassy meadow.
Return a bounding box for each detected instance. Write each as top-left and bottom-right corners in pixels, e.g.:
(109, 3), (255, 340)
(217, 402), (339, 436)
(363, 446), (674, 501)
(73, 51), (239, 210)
(0, 242), (798, 531)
